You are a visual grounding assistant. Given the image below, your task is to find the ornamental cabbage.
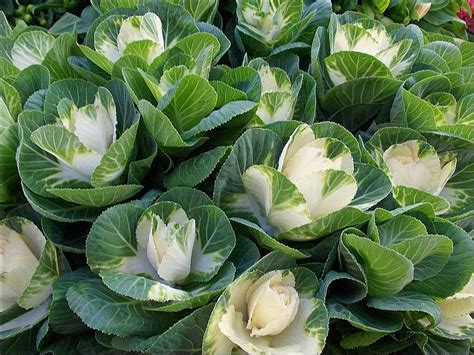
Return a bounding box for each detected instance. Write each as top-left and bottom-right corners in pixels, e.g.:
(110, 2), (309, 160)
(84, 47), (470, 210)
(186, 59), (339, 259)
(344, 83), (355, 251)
(214, 122), (391, 257)
(242, 124), (358, 231)
(382, 140), (456, 196)
(203, 252), (328, 354)
(17, 79), (154, 222)
(86, 188), (236, 308)
(365, 127), (461, 215)
(96, 12), (165, 65)
(310, 12), (420, 129)
(235, 0), (317, 56)
(321, 206), (474, 353)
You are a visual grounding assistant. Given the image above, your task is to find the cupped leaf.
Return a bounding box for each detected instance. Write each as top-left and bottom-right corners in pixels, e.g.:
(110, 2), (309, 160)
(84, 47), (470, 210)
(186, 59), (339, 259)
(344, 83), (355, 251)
(66, 279), (177, 337)
(322, 77), (402, 131)
(391, 234), (453, 281)
(138, 99), (194, 148)
(91, 122), (140, 187)
(164, 146), (229, 189)
(49, 268), (93, 335)
(327, 302), (403, 333)
(392, 186), (450, 215)
(242, 165), (312, 234)
(325, 51), (392, 86)
(86, 202), (145, 272)
(11, 31), (55, 70)
(185, 204), (236, 283)
(349, 163), (391, 210)
(341, 234), (414, 297)
(162, 75), (217, 133)
(41, 218), (86, 254)
(406, 220), (474, 298)
(18, 240), (63, 309)
(376, 214), (427, 248)
(318, 270), (368, 304)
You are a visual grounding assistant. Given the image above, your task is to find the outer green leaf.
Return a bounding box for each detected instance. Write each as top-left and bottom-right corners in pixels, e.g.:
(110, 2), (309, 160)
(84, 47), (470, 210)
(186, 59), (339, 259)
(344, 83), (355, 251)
(162, 75), (217, 133)
(48, 185), (143, 207)
(327, 302), (403, 332)
(11, 64), (50, 104)
(325, 51), (392, 86)
(377, 214), (427, 248)
(146, 303), (214, 353)
(322, 77), (402, 131)
(367, 290), (441, 325)
(392, 186), (450, 215)
(66, 279), (176, 337)
(164, 146), (229, 189)
(86, 202), (144, 272)
(231, 217), (309, 259)
(49, 268), (92, 335)
(340, 330), (388, 350)
(407, 220), (474, 298)
(342, 234), (414, 297)
(181, 100), (257, 140)
(392, 234), (453, 281)
(157, 186), (213, 210)
(229, 236), (260, 276)
(22, 183), (103, 223)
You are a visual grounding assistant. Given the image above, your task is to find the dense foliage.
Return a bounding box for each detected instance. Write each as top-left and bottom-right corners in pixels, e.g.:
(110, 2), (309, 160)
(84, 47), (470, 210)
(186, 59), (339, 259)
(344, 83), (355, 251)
(1, 0), (473, 354)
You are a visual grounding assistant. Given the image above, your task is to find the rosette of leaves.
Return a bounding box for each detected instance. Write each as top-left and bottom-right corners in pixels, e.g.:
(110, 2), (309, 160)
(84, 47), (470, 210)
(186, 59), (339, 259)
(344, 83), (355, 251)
(70, 188), (252, 350)
(202, 251), (329, 354)
(364, 127), (474, 221)
(80, 2), (228, 78)
(389, 38), (474, 150)
(311, 12), (422, 130)
(0, 217), (65, 351)
(0, 12), (82, 82)
(318, 205), (474, 353)
(214, 122), (392, 258)
(243, 57), (317, 125)
(126, 38), (264, 158)
(17, 78), (156, 222)
(234, 0), (322, 57)
(85, 3), (261, 162)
